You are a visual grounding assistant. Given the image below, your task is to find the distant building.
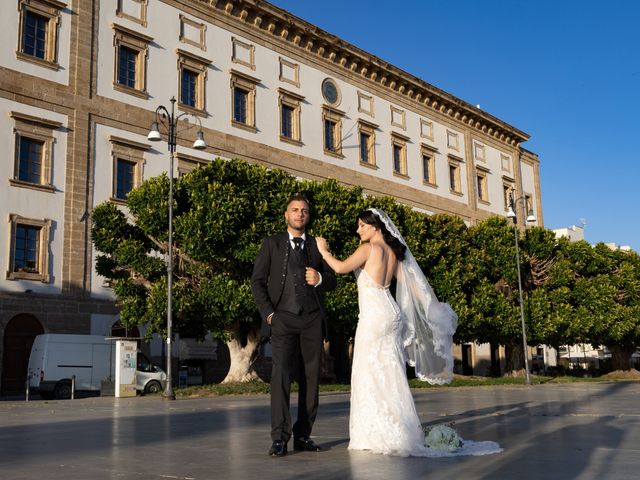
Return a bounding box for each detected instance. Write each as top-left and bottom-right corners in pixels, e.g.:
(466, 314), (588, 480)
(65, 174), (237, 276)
(553, 225), (585, 242)
(554, 225), (633, 252)
(604, 243), (632, 252)
(0, 0), (543, 391)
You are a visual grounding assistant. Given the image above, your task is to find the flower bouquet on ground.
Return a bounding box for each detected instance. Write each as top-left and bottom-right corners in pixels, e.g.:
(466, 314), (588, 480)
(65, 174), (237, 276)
(424, 424), (463, 452)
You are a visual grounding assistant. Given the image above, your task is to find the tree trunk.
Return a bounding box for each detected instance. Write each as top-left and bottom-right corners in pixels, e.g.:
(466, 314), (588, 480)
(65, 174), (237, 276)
(489, 342), (501, 377)
(221, 323), (261, 383)
(503, 339), (527, 377)
(607, 345), (636, 372)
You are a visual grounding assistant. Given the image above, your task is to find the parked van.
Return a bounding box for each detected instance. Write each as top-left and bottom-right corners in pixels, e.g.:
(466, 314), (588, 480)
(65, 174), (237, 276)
(27, 334), (166, 399)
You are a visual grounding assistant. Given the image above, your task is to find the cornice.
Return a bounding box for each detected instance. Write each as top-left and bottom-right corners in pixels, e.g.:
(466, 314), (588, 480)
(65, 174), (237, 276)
(181, 0), (530, 147)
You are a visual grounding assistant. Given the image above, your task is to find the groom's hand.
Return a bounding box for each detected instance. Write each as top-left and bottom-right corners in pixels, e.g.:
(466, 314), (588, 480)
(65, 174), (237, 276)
(305, 267), (321, 286)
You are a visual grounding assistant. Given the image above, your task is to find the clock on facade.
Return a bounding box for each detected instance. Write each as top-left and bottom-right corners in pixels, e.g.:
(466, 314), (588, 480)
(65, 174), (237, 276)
(321, 78), (340, 105)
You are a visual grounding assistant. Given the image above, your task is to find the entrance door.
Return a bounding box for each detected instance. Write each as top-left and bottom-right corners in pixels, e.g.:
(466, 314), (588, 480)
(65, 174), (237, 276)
(1, 314), (44, 394)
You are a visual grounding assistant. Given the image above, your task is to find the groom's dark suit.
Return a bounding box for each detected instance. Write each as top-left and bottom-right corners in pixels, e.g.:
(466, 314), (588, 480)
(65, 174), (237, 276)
(251, 231), (336, 444)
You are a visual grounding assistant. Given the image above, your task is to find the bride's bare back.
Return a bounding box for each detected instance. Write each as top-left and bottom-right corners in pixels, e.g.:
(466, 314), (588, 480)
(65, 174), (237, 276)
(363, 241), (397, 287)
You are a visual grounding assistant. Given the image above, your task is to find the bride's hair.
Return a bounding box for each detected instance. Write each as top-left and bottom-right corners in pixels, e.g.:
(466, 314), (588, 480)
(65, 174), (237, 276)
(357, 210), (406, 261)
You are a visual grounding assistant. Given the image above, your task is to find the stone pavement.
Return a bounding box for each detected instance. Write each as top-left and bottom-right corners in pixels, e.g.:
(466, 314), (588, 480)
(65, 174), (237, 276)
(1, 382), (639, 480)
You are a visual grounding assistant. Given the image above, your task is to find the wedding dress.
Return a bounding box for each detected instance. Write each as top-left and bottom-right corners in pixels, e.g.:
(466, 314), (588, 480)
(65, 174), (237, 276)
(347, 209), (501, 457)
(348, 267), (427, 456)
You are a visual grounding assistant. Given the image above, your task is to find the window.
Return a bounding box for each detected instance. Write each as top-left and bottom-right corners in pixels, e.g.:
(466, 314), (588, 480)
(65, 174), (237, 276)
(322, 106), (344, 157)
(234, 87), (248, 124)
(360, 132), (372, 164)
(393, 144), (403, 173)
(503, 182), (514, 211)
(18, 137), (44, 184)
(421, 145), (437, 186)
(113, 24), (152, 97)
(525, 194), (533, 215)
(17, 0), (64, 68)
(23, 12), (47, 59)
(178, 49), (210, 114)
(325, 119), (338, 152)
(115, 159), (136, 200)
(422, 154), (434, 184)
(109, 136), (149, 204)
(321, 78), (341, 106)
(448, 157), (462, 194)
(10, 111), (61, 192)
(281, 105), (294, 138)
(391, 133), (409, 177)
(230, 70), (259, 131)
(182, 68), (198, 107)
(7, 214), (52, 282)
(278, 88), (303, 144)
(15, 225), (41, 273)
(118, 46), (137, 88)
(177, 153), (207, 176)
(358, 120), (377, 167)
(476, 168), (489, 203)
(449, 165), (459, 192)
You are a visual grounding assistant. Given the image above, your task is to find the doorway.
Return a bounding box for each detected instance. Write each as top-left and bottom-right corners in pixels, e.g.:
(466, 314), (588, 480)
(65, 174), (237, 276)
(1, 314), (44, 395)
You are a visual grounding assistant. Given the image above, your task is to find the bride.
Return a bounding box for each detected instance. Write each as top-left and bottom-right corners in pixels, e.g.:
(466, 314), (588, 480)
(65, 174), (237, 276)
(316, 208), (501, 457)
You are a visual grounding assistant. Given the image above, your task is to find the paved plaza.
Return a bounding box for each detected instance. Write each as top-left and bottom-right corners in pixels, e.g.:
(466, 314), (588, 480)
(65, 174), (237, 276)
(1, 382), (639, 479)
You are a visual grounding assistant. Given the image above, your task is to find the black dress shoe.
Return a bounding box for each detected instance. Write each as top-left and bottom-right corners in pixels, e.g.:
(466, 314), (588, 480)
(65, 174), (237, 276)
(268, 440), (287, 457)
(293, 438), (322, 452)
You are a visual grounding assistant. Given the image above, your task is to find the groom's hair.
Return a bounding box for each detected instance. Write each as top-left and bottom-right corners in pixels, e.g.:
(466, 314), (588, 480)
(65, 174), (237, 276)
(286, 193), (310, 210)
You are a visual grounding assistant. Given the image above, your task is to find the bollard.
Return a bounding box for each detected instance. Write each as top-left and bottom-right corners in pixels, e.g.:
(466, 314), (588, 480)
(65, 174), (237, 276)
(25, 379), (29, 402)
(71, 375), (75, 400)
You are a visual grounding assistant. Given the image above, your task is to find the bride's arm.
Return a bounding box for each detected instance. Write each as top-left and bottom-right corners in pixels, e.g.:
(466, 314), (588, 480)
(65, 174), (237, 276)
(316, 238), (370, 274)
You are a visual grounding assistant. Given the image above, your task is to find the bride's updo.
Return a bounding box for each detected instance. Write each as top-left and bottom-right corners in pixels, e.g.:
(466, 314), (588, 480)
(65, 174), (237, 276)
(357, 210), (406, 261)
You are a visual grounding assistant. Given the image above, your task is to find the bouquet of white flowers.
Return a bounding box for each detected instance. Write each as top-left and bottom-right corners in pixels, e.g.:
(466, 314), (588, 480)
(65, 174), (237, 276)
(424, 424), (463, 452)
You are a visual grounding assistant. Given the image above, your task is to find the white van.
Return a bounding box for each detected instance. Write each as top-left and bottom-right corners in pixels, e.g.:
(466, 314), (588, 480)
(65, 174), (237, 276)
(27, 334), (167, 399)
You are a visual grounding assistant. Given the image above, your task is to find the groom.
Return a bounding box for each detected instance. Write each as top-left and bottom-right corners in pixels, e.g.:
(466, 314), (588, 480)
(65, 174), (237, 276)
(251, 194), (336, 457)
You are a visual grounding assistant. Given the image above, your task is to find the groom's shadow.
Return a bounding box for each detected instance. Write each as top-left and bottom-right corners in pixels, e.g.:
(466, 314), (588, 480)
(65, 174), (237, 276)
(287, 438), (349, 455)
(319, 438), (350, 451)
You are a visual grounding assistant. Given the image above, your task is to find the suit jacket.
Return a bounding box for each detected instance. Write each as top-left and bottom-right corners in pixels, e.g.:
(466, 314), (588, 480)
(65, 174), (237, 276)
(251, 232), (337, 338)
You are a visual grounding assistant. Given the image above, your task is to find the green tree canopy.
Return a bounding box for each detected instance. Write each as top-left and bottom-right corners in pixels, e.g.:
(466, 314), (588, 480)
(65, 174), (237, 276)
(92, 157), (640, 379)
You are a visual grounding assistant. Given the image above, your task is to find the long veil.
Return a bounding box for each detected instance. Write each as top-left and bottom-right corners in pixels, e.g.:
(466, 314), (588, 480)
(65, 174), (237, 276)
(370, 208), (457, 384)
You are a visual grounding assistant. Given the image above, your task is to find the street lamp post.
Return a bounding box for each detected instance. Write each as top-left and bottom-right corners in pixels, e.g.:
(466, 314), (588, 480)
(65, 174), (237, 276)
(507, 192), (536, 385)
(147, 97), (206, 400)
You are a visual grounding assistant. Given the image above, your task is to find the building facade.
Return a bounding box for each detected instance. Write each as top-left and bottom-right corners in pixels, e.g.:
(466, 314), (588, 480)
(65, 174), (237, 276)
(0, 0), (543, 392)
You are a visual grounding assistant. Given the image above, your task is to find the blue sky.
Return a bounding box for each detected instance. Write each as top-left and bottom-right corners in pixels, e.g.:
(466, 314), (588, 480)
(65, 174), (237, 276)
(269, 0), (640, 251)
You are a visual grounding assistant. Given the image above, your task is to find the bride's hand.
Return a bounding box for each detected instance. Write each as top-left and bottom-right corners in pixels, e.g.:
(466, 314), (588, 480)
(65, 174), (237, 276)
(316, 237), (329, 254)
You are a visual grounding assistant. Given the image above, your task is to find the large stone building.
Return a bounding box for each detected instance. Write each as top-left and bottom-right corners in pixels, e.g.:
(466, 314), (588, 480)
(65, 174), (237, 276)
(0, 0), (543, 392)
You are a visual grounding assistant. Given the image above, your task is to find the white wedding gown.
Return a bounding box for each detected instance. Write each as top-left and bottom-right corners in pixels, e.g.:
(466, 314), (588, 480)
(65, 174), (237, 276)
(348, 268), (502, 457)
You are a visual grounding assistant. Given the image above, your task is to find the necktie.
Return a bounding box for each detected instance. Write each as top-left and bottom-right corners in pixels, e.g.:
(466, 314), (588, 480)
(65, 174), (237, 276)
(293, 237), (303, 251)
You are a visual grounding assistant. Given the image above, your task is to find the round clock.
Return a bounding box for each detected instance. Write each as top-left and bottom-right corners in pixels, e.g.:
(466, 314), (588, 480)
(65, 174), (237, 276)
(321, 78), (340, 105)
